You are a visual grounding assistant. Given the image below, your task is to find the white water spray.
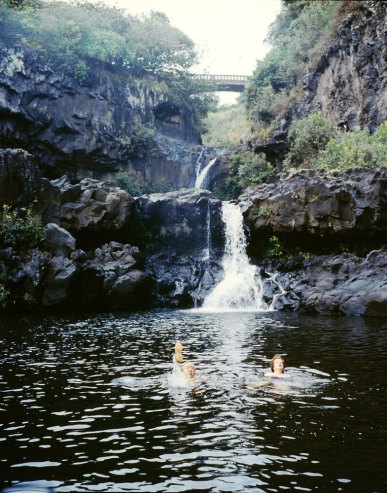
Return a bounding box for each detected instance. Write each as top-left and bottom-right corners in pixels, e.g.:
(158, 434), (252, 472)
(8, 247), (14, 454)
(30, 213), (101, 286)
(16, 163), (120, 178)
(200, 202), (269, 312)
(195, 157), (217, 189)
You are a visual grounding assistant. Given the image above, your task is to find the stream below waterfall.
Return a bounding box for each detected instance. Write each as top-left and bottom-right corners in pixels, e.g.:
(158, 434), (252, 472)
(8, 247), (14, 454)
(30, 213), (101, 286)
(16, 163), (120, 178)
(1, 310), (386, 492)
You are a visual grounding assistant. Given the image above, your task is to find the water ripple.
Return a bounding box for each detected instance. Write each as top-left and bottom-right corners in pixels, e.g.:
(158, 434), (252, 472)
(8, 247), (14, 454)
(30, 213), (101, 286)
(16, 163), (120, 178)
(0, 311), (386, 492)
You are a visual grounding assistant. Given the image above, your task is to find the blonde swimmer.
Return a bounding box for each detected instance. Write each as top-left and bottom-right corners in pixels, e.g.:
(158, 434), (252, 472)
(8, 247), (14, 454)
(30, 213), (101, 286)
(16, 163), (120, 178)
(181, 361), (197, 382)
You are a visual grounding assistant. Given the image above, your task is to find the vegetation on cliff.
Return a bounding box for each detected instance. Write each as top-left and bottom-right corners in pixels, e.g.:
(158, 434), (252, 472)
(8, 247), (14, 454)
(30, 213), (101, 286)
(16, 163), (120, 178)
(245, 0), (340, 135)
(0, 0), (216, 120)
(207, 0), (386, 198)
(0, 204), (42, 251)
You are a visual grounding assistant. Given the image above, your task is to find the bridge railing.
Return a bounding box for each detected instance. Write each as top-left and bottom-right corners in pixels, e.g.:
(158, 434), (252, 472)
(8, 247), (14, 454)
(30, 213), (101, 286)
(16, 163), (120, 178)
(193, 74), (250, 83)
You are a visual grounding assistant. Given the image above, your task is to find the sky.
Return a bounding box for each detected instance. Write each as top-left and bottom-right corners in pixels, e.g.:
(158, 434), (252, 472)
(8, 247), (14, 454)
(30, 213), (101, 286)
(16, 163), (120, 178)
(105, 0), (283, 104)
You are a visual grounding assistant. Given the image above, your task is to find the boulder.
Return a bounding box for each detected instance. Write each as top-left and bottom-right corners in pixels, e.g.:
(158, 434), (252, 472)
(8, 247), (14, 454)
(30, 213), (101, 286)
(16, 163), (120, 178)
(92, 241), (153, 309)
(41, 223), (76, 256)
(41, 255), (77, 307)
(40, 176), (137, 248)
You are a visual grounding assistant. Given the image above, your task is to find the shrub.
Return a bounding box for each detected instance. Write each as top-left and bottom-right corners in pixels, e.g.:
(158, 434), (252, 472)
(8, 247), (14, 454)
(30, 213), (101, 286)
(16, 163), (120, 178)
(283, 113), (339, 169)
(312, 122), (387, 171)
(129, 123), (158, 158)
(227, 150), (277, 197)
(0, 205), (43, 251)
(266, 235), (284, 258)
(74, 59), (88, 84)
(114, 171), (142, 197)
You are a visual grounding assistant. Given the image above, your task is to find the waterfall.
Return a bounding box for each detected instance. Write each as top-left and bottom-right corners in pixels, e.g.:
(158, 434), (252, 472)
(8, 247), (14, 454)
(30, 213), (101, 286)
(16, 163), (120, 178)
(195, 157), (217, 189)
(194, 148), (206, 185)
(200, 202), (269, 312)
(202, 201), (211, 261)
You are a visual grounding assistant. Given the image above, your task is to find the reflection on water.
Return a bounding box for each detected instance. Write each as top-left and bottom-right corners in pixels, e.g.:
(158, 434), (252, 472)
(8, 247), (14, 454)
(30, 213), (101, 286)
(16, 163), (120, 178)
(0, 310), (386, 492)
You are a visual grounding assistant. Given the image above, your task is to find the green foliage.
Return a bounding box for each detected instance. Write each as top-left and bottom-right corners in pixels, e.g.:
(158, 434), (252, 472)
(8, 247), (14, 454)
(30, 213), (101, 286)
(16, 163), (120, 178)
(202, 103), (253, 147)
(246, 0), (339, 132)
(127, 123), (157, 157)
(0, 1), (198, 75)
(114, 171), (172, 197)
(283, 113), (339, 169)
(0, 205), (43, 251)
(1, 0), (41, 9)
(312, 122), (387, 171)
(266, 235), (284, 258)
(282, 119), (387, 171)
(252, 207), (272, 220)
(227, 150), (276, 198)
(0, 283), (10, 310)
(73, 59), (88, 83)
(114, 171), (142, 197)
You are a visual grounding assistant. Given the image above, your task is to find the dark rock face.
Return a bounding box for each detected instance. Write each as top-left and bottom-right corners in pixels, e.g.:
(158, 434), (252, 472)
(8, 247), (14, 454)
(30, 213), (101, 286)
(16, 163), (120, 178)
(1, 241), (153, 311)
(145, 253), (223, 308)
(0, 148), (41, 207)
(304, 1), (387, 132)
(240, 168), (387, 255)
(136, 188), (225, 307)
(0, 47), (201, 187)
(261, 249), (387, 317)
(136, 188), (224, 256)
(39, 176), (137, 249)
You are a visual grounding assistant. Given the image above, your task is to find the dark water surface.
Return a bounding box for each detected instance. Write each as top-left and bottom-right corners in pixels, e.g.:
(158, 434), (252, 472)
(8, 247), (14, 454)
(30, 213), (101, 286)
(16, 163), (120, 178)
(0, 310), (386, 492)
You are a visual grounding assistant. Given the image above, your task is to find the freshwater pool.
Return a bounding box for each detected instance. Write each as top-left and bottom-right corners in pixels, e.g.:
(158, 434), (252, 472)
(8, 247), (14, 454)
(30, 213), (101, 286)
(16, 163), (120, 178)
(0, 310), (386, 492)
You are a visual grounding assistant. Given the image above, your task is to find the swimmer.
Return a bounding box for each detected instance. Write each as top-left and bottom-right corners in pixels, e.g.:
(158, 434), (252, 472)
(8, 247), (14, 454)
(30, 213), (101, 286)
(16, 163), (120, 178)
(244, 354), (289, 390)
(264, 354), (289, 378)
(182, 361), (197, 382)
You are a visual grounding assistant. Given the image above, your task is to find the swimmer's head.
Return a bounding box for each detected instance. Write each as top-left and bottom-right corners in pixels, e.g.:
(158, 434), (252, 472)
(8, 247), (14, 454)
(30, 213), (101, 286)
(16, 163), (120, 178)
(182, 362), (196, 380)
(270, 354), (285, 374)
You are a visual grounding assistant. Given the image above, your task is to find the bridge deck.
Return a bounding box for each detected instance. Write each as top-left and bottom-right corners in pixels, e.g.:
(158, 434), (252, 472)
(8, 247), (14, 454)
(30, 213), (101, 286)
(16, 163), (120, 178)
(192, 74), (250, 92)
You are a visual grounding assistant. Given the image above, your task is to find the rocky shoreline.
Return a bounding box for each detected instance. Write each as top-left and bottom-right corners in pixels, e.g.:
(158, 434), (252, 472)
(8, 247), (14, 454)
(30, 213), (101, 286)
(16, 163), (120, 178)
(0, 148), (385, 316)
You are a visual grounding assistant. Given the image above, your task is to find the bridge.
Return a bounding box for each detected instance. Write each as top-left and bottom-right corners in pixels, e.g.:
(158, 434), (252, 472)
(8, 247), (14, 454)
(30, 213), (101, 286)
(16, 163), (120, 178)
(193, 74), (250, 92)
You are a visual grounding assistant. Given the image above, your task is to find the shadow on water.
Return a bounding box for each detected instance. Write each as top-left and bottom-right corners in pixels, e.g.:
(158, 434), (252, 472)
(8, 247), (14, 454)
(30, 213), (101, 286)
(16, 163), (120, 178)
(0, 310), (386, 492)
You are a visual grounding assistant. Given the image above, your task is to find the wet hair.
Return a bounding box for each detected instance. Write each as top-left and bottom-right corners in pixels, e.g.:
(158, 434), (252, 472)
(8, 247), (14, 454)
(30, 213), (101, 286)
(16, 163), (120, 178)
(270, 354), (285, 372)
(182, 362), (196, 374)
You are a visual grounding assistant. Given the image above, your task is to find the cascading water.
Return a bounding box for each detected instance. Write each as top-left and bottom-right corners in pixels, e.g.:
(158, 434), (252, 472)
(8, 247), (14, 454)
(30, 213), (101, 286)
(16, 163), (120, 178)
(200, 202), (270, 312)
(195, 157), (217, 189)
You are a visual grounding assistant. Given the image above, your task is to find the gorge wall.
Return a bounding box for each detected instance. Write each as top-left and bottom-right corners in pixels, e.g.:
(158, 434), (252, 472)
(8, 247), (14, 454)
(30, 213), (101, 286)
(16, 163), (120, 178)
(304, 0), (387, 133)
(226, 0), (387, 180)
(0, 46), (209, 189)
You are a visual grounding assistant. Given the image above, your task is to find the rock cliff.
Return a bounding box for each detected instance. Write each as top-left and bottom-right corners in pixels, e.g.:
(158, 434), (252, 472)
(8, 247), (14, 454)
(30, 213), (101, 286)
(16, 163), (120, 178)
(304, 0), (387, 133)
(0, 46), (205, 189)
(249, 0), (387, 167)
(240, 168), (387, 256)
(239, 168), (387, 317)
